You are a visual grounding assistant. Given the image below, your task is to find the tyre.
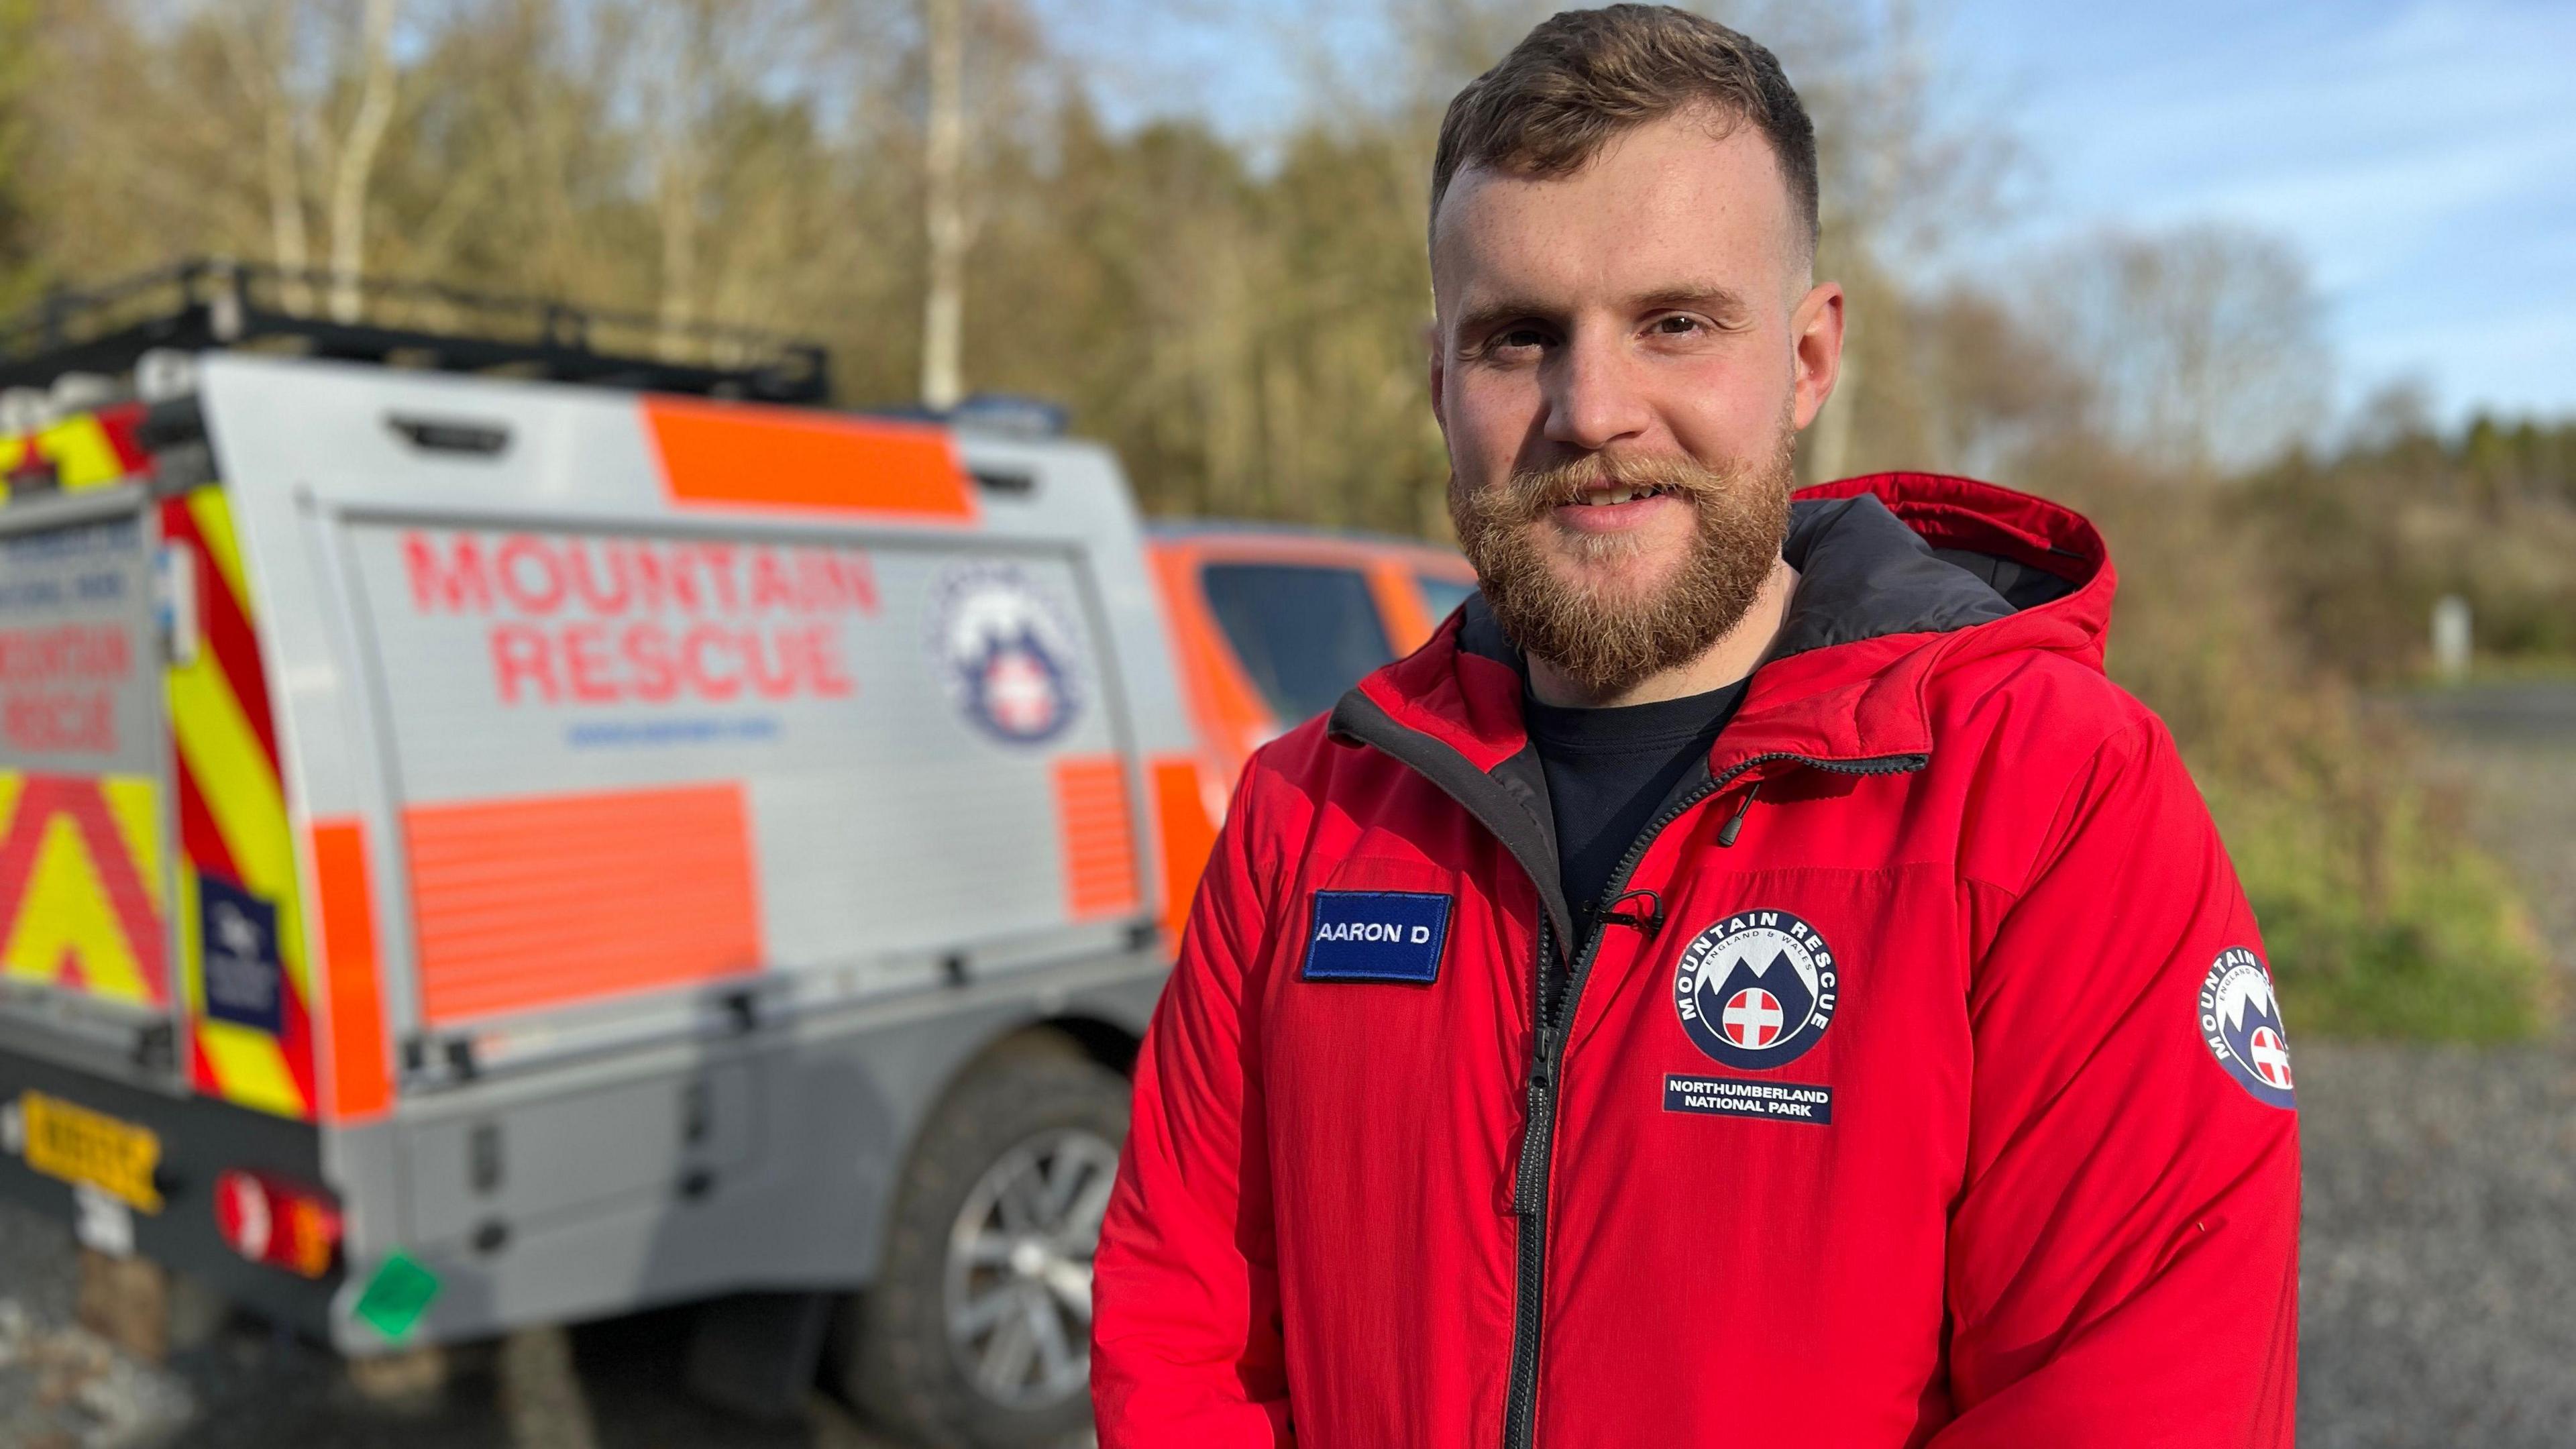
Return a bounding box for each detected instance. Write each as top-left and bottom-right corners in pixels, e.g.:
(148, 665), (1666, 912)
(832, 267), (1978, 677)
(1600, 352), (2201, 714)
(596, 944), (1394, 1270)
(838, 1038), (1128, 1448)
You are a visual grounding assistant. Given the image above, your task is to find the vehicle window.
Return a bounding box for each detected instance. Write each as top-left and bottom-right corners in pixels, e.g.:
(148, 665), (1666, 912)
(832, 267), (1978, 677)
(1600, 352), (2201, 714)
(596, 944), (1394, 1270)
(1200, 563), (1395, 725)
(1417, 574), (1477, 623)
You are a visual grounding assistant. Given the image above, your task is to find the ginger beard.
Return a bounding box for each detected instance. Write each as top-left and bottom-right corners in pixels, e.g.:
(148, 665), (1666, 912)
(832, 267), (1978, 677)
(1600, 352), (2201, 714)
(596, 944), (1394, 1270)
(1450, 421), (1795, 698)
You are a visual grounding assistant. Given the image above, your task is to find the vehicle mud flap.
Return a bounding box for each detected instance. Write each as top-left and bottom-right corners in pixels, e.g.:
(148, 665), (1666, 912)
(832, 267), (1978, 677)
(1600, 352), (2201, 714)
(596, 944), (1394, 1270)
(684, 1289), (837, 1422)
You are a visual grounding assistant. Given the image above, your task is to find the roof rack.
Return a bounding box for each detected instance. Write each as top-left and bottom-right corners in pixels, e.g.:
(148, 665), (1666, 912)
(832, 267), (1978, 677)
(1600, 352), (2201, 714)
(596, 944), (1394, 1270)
(0, 258), (832, 404)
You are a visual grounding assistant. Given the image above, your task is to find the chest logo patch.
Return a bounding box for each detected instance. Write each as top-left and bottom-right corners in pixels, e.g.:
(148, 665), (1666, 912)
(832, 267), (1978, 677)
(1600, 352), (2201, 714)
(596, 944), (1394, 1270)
(1301, 890), (1452, 984)
(1673, 908), (1837, 1070)
(2199, 947), (2295, 1109)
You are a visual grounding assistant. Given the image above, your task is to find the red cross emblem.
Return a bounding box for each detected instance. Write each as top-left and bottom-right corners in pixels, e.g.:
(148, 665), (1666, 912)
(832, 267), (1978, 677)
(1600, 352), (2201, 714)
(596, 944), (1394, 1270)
(983, 649), (1059, 735)
(1720, 987), (1783, 1049)
(2247, 1026), (2292, 1089)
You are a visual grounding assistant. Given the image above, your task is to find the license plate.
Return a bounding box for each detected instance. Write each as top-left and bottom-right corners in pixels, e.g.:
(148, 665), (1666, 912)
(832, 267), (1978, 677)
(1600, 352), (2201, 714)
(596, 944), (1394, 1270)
(17, 1091), (162, 1213)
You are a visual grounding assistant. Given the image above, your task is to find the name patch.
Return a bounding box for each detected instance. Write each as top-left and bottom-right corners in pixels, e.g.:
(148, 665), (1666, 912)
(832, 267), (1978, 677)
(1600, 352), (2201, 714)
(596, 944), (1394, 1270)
(1301, 890), (1451, 984)
(1664, 1073), (1834, 1125)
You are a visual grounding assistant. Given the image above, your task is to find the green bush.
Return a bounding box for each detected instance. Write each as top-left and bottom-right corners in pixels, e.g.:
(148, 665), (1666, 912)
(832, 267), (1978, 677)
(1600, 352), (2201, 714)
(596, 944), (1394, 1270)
(2204, 779), (2552, 1042)
(2018, 443), (2558, 1043)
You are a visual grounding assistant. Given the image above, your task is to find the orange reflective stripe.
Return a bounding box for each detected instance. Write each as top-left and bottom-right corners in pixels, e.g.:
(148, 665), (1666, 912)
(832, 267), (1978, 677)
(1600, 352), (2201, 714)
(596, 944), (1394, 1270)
(1054, 755), (1141, 920)
(644, 396), (977, 522)
(405, 784), (761, 1024)
(309, 820), (390, 1122)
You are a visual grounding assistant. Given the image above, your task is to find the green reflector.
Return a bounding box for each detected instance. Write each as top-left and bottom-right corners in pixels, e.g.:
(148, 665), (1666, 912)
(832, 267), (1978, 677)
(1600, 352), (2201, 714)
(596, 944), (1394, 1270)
(353, 1250), (441, 1340)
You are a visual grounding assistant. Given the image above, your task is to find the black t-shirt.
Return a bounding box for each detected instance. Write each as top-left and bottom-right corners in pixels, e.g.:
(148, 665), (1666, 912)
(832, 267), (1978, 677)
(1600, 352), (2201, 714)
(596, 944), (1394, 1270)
(1525, 679), (1750, 929)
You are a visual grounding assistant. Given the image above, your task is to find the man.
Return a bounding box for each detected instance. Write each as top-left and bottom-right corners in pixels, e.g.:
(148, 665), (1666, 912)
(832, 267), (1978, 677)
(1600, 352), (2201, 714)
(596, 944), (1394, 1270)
(1092, 7), (2300, 1446)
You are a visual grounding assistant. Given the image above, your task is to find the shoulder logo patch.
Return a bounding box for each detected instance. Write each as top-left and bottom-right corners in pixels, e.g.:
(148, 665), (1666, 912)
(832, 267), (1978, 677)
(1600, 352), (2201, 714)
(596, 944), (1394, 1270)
(2199, 946), (2295, 1109)
(1672, 909), (1838, 1070)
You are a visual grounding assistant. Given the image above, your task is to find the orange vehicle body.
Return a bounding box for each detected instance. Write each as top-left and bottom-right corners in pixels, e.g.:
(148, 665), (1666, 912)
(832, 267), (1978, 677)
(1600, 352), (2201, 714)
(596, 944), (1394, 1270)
(1143, 523), (1476, 935)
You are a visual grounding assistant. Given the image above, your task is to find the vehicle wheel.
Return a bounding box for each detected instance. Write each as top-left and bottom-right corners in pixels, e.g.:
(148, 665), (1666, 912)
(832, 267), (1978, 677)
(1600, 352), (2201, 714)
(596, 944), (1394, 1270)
(838, 1039), (1128, 1448)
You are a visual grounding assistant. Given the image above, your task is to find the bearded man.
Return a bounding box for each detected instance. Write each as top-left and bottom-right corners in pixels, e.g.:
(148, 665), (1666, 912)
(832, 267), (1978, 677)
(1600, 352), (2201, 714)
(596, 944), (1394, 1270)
(1091, 7), (2300, 1447)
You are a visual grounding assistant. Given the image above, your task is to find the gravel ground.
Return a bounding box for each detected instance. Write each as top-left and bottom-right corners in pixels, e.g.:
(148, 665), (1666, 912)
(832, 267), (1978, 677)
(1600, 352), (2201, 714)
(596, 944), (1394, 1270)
(0, 1205), (906, 1448)
(2409, 684), (2576, 963)
(13, 1056), (2572, 1449)
(2297, 1038), (2576, 1446)
(2294, 688), (2576, 1446)
(0, 686), (2567, 1447)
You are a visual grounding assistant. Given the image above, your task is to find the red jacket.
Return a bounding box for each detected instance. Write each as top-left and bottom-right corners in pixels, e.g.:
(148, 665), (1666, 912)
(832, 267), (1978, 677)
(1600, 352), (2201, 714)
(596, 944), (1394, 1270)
(1094, 474), (2300, 1448)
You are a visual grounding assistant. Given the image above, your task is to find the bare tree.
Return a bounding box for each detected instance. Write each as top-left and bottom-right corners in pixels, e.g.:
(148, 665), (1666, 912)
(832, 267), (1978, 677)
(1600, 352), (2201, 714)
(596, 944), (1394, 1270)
(327, 0), (398, 319)
(920, 0), (967, 409)
(212, 0), (314, 309)
(2035, 225), (2328, 477)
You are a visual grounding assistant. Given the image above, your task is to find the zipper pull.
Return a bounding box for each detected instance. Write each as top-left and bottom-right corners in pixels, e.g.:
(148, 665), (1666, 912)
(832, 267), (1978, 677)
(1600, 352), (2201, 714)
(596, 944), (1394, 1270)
(1717, 780), (1763, 847)
(1600, 888), (1664, 937)
(1513, 1037), (1556, 1216)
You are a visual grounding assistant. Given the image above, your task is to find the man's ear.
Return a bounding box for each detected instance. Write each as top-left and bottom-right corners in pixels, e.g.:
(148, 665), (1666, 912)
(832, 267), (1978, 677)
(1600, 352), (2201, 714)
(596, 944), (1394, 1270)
(1425, 317), (1448, 434)
(1789, 281), (1845, 431)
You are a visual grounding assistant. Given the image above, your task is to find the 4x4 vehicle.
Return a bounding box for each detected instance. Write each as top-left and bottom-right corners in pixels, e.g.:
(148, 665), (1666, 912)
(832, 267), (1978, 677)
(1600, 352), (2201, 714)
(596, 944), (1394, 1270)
(0, 260), (1269, 1446)
(1148, 522), (1477, 792)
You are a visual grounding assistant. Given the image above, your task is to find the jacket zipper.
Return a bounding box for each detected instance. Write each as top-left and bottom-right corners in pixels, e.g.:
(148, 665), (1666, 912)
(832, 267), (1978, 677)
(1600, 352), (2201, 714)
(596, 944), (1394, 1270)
(1497, 749), (1927, 1449)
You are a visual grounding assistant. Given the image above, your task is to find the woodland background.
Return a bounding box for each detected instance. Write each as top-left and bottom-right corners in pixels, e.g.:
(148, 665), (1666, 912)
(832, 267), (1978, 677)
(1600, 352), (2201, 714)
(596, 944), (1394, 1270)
(0, 0), (2565, 1038)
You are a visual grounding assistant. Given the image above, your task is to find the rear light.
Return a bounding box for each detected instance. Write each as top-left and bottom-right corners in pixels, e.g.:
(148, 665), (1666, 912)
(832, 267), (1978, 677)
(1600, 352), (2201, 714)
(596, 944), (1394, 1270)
(211, 1169), (342, 1279)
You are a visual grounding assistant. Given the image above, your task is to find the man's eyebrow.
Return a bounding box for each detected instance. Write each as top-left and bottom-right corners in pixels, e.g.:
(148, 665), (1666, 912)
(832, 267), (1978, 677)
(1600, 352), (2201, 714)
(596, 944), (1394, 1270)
(1446, 285), (1754, 338)
(1632, 284), (1752, 317)
(1448, 295), (1560, 339)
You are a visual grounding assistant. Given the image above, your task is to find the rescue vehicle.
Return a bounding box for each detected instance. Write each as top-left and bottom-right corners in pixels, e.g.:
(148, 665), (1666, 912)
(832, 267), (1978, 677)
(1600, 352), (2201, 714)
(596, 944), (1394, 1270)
(0, 260), (1465, 1446)
(1148, 522), (1475, 788)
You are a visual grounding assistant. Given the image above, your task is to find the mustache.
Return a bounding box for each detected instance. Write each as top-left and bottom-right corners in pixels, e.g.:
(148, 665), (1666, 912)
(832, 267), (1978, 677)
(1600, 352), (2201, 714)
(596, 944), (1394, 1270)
(1496, 452), (1740, 515)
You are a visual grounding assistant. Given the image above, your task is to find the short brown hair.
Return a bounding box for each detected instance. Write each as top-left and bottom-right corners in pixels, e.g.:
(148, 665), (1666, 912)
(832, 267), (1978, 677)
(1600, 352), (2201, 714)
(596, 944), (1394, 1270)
(1431, 5), (1819, 259)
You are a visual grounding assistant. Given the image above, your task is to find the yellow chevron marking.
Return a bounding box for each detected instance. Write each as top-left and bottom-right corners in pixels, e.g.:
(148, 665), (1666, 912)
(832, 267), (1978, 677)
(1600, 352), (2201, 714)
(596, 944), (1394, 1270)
(167, 531), (315, 1119)
(101, 776), (164, 913)
(186, 488), (253, 622)
(0, 418), (127, 504)
(50, 419), (128, 490)
(197, 1016), (305, 1116)
(3, 812), (153, 1004)
(170, 657), (309, 1002)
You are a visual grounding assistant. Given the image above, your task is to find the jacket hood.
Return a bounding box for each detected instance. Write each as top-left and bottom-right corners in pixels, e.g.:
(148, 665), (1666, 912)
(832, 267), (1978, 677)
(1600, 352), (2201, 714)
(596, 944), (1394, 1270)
(1325, 472), (2116, 943)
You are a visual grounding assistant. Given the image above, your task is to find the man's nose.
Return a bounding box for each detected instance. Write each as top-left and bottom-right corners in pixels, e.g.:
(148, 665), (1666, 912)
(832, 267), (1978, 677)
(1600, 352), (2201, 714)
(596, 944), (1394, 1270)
(1540, 331), (1652, 451)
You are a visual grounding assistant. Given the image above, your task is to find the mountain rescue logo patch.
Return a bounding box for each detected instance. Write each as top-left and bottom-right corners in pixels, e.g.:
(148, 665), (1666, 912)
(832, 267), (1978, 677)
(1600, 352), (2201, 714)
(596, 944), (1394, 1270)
(926, 563), (1083, 745)
(2200, 946), (2296, 1109)
(1672, 909), (1838, 1071)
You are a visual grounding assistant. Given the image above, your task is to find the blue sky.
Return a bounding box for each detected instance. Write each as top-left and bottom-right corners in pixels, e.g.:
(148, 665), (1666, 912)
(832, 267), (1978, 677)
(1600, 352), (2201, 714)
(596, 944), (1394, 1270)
(1937, 0), (2576, 426)
(1043, 0), (2576, 430)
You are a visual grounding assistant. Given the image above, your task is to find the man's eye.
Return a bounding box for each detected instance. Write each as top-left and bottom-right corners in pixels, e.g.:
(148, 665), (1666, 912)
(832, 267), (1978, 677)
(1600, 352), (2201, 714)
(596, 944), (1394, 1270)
(1495, 327), (1548, 351)
(1651, 315), (1704, 336)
